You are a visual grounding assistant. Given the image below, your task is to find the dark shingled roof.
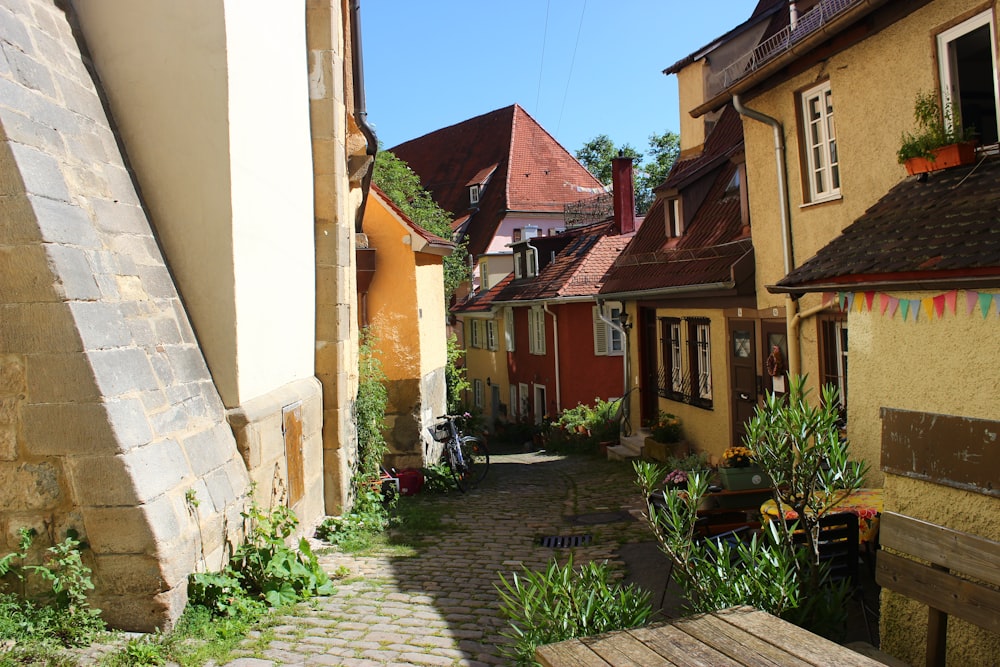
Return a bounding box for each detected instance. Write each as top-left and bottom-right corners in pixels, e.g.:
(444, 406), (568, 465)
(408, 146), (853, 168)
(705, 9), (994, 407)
(600, 105), (753, 298)
(774, 157), (1000, 293)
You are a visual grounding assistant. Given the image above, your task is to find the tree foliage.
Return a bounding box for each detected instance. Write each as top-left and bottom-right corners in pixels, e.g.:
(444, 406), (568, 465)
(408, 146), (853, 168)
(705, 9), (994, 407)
(372, 150), (470, 302)
(575, 131), (680, 215)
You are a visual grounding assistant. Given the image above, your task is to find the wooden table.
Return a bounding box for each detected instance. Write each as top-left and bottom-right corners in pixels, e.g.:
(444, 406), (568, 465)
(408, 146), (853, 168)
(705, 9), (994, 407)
(535, 606), (884, 666)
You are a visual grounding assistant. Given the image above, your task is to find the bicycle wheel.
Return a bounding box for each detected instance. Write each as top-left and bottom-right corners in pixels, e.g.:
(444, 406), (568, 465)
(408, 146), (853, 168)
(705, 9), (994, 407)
(446, 440), (469, 493)
(460, 436), (489, 487)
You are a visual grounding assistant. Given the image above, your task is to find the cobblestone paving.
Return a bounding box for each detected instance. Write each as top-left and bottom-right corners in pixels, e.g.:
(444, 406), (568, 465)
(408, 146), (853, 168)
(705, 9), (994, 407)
(224, 450), (655, 666)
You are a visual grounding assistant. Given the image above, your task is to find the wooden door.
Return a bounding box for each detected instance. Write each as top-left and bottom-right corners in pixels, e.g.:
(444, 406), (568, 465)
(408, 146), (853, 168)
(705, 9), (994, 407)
(761, 322), (789, 397)
(729, 320), (757, 448)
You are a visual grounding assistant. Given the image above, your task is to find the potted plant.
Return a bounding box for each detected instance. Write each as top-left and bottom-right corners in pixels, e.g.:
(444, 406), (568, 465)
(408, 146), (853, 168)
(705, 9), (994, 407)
(897, 90), (977, 175)
(717, 445), (772, 490)
(650, 411), (682, 443)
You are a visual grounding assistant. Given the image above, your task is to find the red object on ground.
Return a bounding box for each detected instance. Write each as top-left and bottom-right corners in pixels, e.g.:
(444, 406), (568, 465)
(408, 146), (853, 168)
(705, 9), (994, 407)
(397, 468), (424, 495)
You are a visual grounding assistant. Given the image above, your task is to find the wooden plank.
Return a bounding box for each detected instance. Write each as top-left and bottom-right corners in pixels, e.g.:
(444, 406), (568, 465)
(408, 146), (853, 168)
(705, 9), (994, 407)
(879, 512), (1000, 587)
(880, 407), (1000, 497)
(581, 631), (675, 666)
(876, 551), (1000, 633)
(536, 638), (610, 667)
(628, 623), (741, 667)
(282, 402), (304, 506)
(671, 610), (811, 667)
(717, 606), (884, 667)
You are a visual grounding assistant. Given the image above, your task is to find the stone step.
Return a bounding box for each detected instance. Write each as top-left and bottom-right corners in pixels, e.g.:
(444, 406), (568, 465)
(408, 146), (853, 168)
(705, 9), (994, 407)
(607, 438), (642, 461)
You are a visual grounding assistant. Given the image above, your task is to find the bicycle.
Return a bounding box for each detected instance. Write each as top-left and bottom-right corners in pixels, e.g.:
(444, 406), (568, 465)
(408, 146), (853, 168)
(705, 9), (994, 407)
(431, 414), (489, 492)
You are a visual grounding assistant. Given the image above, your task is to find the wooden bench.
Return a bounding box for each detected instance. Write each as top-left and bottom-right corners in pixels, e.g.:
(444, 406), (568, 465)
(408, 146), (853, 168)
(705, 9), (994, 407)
(875, 511), (1000, 667)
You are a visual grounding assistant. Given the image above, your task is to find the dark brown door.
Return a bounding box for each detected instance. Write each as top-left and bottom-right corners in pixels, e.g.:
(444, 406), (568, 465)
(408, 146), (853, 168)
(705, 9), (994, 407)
(729, 320), (757, 448)
(639, 308), (659, 425)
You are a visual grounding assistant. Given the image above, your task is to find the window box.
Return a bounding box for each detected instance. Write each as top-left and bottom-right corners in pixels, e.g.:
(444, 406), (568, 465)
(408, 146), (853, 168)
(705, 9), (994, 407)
(718, 465), (772, 491)
(903, 140), (978, 175)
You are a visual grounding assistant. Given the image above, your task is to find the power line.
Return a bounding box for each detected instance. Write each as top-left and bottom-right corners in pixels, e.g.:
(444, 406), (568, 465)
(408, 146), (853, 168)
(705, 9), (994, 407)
(534, 0), (551, 115)
(555, 0), (587, 142)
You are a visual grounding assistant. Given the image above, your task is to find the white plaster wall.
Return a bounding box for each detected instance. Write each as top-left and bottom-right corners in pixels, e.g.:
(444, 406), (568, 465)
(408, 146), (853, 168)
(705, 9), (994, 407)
(224, 2), (316, 403)
(74, 0), (316, 407)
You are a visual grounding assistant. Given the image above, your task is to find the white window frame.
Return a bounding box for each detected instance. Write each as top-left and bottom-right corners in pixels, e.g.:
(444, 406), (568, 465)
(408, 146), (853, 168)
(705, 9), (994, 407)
(473, 378), (484, 408)
(669, 321), (683, 394)
(469, 184), (480, 205)
(486, 319), (498, 351)
(478, 258), (489, 291)
(667, 198), (683, 237)
(525, 248), (538, 277)
(510, 385), (519, 418)
(528, 307), (546, 355)
(504, 307), (516, 351)
(937, 11), (1000, 142)
(593, 305), (624, 356)
(514, 253), (524, 279)
(801, 81), (839, 202)
(519, 382), (530, 417)
(695, 322), (712, 401)
(470, 319), (483, 349)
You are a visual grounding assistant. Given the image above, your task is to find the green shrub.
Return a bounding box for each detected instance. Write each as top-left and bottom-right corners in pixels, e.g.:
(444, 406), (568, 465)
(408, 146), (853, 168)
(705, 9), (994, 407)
(649, 410), (682, 443)
(496, 557), (652, 666)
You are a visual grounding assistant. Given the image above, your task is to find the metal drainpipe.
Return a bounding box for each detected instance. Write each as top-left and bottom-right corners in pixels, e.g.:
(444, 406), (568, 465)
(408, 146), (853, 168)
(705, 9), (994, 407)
(732, 94), (803, 378)
(350, 0), (378, 233)
(542, 301), (561, 414)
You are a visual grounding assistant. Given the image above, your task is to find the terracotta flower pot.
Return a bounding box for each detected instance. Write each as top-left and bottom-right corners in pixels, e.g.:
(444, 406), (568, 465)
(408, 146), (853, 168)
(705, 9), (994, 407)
(904, 141), (977, 175)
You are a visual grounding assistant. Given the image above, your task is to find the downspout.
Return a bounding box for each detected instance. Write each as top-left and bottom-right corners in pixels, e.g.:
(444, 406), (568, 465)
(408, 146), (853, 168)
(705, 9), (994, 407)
(350, 0), (378, 233)
(542, 301), (561, 414)
(732, 94), (803, 377)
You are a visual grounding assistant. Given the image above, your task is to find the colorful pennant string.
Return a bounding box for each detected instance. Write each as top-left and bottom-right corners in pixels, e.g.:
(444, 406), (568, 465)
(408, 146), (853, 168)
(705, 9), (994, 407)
(833, 290), (999, 321)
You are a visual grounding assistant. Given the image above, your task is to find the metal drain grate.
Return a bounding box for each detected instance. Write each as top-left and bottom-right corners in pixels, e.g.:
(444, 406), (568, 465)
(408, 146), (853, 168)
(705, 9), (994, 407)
(539, 534), (592, 548)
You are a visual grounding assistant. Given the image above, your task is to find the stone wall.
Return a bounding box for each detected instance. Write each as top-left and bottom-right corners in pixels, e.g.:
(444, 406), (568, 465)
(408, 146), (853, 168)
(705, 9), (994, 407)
(0, 0), (249, 630)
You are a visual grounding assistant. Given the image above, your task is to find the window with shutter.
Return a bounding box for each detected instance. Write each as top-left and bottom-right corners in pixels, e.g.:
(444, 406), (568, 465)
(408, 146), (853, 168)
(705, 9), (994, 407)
(504, 307), (516, 351)
(593, 306), (608, 355)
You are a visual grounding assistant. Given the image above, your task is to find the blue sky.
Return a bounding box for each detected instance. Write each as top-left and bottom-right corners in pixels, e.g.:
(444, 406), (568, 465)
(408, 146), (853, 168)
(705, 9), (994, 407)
(360, 1), (757, 157)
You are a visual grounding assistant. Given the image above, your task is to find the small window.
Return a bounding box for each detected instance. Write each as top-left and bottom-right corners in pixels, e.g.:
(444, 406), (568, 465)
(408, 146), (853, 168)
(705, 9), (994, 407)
(486, 319), (498, 351)
(819, 316), (848, 417)
(478, 259), (489, 291)
(800, 81), (839, 202)
(473, 378), (484, 408)
(593, 305), (624, 356)
(514, 253), (524, 279)
(504, 307), (516, 351)
(658, 317), (711, 408)
(938, 11), (1000, 145)
(469, 184), (480, 205)
(525, 248), (538, 278)
(533, 385), (547, 424)
(470, 320), (483, 349)
(528, 307), (546, 355)
(518, 382), (530, 417)
(666, 198), (683, 237)
(510, 385), (519, 418)
(512, 228), (522, 242)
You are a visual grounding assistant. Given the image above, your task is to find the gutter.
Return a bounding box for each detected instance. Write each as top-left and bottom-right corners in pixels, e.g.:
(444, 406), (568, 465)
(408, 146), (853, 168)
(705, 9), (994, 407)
(350, 0), (378, 233)
(732, 94), (807, 377)
(598, 280), (736, 303)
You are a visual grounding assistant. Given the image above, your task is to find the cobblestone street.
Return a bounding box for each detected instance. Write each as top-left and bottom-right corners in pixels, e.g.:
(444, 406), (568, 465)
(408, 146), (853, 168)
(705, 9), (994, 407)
(224, 450), (657, 666)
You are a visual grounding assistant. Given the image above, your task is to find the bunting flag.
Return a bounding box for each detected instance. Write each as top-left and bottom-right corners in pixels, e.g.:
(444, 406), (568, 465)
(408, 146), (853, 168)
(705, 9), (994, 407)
(831, 289), (1000, 322)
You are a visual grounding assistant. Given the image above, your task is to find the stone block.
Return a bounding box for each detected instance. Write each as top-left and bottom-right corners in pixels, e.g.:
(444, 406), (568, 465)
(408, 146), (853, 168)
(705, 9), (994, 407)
(21, 401), (121, 457)
(47, 244), (102, 299)
(92, 553), (172, 596)
(64, 454), (139, 506)
(0, 244), (56, 302)
(89, 198), (149, 235)
(82, 499), (175, 555)
(0, 425), (16, 460)
(122, 439), (190, 504)
(0, 460), (63, 510)
(151, 317), (182, 346)
(27, 354), (101, 404)
(163, 345), (211, 384)
(52, 70), (103, 124)
(0, 396), (17, 423)
(88, 347), (160, 396)
(0, 192), (38, 243)
(136, 264), (177, 300)
(1, 107), (64, 156)
(0, 5), (33, 55)
(5, 142), (69, 202)
(101, 397), (156, 451)
(0, 302), (82, 354)
(0, 355), (24, 393)
(180, 423), (238, 478)
(148, 402), (192, 437)
(92, 586), (183, 633)
(6, 47), (57, 100)
(68, 301), (132, 350)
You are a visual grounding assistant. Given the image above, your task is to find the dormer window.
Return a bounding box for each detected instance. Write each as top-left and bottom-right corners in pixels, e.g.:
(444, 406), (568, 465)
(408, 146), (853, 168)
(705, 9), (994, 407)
(469, 184), (480, 206)
(666, 198), (683, 238)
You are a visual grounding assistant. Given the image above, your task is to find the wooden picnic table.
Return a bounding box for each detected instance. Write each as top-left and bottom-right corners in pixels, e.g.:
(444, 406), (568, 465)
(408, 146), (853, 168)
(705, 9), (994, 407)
(535, 606), (884, 666)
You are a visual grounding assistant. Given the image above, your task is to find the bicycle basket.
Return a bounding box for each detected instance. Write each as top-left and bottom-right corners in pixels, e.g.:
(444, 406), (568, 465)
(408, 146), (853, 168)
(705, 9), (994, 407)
(431, 423), (450, 442)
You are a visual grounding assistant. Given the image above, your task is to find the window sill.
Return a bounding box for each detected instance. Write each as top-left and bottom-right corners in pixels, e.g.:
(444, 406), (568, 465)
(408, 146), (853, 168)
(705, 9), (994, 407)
(800, 193), (842, 209)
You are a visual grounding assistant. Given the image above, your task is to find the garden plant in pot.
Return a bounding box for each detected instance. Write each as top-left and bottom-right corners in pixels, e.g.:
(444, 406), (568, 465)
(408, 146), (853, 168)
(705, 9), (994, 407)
(897, 90), (977, 175)
(718, 445), (772, 490)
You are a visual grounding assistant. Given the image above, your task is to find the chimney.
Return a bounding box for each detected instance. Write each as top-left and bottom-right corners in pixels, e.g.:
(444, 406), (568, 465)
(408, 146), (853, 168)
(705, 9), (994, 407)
(611, 153), (636, 235)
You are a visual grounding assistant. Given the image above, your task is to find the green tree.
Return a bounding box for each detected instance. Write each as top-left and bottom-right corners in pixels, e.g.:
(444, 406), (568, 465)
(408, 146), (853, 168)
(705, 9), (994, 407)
(575, 131), (680, 215)
(372, 150), (470, 302)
